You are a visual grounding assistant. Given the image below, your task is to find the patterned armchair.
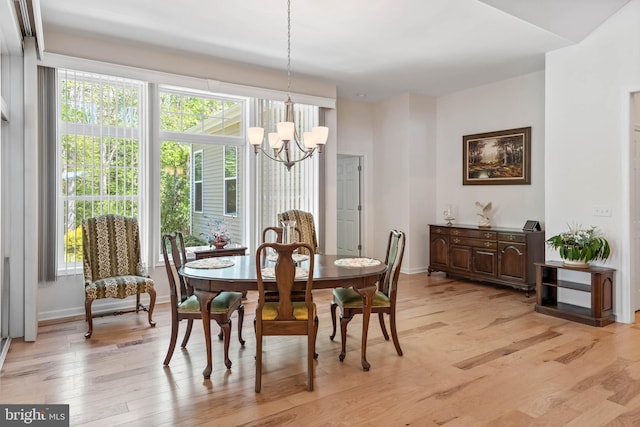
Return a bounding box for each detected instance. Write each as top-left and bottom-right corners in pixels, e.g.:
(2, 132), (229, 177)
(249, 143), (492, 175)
(82, 214), (156, 338)
(277, 210), (319, 255)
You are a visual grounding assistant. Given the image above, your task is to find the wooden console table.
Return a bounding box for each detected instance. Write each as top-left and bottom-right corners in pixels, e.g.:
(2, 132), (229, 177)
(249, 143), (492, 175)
(534, 261), (615, 326)
(428, 224), (545, 295)
(193, 245), (247, 259)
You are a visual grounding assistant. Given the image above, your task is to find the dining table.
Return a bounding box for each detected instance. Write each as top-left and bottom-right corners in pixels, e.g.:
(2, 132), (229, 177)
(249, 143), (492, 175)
(180, 253), (387, 378)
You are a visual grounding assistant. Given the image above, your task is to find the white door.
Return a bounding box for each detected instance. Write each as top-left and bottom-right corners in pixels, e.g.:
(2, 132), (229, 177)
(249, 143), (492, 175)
(337, 155), (361, 256)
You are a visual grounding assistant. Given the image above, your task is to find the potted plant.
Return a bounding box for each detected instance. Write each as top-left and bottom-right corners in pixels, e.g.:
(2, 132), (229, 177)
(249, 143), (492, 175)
(546, 224), (611, 267)
(200, 216), (231, 249)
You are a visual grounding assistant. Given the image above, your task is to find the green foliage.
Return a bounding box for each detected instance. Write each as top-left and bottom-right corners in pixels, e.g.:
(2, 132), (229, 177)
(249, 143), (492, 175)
(160, 141), (191, 236)
(64, 226), (83, 262)
(546, 225), (611, 263)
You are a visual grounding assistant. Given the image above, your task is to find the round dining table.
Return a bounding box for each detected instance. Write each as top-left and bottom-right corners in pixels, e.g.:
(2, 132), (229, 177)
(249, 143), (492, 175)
(181, 254), (387, 378)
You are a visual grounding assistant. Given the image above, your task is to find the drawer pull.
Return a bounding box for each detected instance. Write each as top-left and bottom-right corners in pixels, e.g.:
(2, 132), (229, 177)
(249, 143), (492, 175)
(453, 238), (460, 244)
(485, 242), (492, 247)
(435, 228), (442, 233)
(484, 233), (492, 238)
(507, 234), (515, 241)
(452, 230), (461, 235)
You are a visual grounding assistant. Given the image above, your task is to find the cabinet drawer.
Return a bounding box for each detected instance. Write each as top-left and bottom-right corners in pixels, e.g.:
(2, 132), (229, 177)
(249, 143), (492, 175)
(430, 226), (449, 235)
(498, 233), (526, 243)
(450, 228), (496, 240)
(450, 237), (497, 249)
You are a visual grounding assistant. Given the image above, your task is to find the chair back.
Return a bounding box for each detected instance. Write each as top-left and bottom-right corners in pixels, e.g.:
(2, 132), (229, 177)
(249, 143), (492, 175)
(261, 226), (302, 244)
(277, 210), (318, 255)
(161, 232), (191, 306)
(255, 242), (315, 321)
(82, 214), (144, 283)
(379, 230), (406, 298)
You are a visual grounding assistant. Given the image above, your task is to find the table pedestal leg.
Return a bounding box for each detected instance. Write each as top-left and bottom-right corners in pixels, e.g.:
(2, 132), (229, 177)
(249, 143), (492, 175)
(355, 285), (377, 371)
(196, 291), (215, 379)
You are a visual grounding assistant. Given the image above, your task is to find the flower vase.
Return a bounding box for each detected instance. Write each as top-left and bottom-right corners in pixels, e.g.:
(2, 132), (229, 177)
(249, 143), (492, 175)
(562, 259), (589, 268)
(213, 236), (228, 249)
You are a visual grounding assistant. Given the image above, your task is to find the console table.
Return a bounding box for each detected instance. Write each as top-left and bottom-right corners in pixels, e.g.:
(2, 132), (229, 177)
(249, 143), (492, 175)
(428, 224), (545, 295)
(534, 261), (615, 326)
(193, 245), (247, 259)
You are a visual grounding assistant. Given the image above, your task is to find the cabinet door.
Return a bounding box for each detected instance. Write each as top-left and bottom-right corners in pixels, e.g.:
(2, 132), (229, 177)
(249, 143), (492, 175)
(498, 242), (527, 282)
(472, 249), (497, 276)
(450, 245), (472, 272)
(430, 236), (449, 267)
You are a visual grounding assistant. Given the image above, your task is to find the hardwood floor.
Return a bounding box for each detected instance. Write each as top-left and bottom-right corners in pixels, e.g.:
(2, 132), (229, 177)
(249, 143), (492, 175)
(3, 273), (640, 426)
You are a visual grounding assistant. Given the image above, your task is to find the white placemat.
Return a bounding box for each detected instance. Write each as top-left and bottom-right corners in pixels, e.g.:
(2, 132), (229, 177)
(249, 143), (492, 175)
(266, 253), (309, 263)
(185, 258), (235, 269)
(260, 267), (309, 279)
(334, 258), (381, 268)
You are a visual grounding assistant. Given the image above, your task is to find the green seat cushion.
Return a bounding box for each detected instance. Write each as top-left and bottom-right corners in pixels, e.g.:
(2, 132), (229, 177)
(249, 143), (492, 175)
(260, 301), (316, 321)
(332, 287), (390, 309)
(85, 275), (155, 300)
(178, 292), (243, 315)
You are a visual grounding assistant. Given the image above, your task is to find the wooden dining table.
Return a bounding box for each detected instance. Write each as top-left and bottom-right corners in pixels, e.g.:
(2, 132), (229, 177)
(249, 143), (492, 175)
(181, 254), (387, 378)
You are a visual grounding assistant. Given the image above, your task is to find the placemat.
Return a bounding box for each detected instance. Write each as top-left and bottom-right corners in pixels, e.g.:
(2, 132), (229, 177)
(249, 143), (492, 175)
(260, 267), (309, 279)
(266, 253), (310, 263)
(185, 258), (235, 269)
(334, 258), (381, 268)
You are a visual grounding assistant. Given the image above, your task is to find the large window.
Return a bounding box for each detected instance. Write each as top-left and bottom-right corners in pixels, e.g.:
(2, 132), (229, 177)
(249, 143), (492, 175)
(159, 88), (244, 248)
(58, 69), (144, 271)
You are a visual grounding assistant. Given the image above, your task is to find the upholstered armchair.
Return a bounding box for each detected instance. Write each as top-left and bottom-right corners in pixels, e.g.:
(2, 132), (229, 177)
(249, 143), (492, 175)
(277, 210), (319, 255)
(81, 214), (156, 338)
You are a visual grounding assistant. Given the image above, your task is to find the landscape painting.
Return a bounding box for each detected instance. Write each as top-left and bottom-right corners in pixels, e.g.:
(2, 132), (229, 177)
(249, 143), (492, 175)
(462, 127), (531, 185)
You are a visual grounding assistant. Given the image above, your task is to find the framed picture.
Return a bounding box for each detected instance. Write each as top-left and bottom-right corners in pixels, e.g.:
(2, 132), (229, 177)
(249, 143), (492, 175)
(462, 126), (531, 185)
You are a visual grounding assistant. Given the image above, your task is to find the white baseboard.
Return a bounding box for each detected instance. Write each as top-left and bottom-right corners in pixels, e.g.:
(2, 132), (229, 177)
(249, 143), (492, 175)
(38, 295), (171, 323)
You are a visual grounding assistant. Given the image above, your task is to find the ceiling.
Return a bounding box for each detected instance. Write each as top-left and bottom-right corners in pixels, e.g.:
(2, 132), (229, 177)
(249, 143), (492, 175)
(36, 0), (631, 101)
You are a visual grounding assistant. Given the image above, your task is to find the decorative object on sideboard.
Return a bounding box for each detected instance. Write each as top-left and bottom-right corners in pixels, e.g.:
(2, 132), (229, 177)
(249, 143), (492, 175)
(443, 205), (455, 226)
(546, 224), (611, 268)
(462, 127), (531, 185)
(522, 220), (541, 231)
(475, 201), (492, 228)
(201, 216), (231, 249)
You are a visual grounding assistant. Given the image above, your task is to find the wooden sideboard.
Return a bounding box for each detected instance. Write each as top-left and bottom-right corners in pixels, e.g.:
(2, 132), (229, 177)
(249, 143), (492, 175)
(428, 224), (545, 295)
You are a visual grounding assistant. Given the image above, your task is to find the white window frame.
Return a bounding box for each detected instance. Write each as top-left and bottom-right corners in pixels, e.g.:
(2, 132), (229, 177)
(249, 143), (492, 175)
(224, 145), (238, 217)
(193, 149), (203, 213)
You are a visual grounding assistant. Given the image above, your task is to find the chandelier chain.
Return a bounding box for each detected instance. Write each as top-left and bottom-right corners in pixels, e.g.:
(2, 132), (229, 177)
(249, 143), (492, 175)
(287, 0), (291, 95)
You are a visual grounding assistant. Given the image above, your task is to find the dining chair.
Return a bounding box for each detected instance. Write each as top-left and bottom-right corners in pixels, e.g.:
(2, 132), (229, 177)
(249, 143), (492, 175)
(261, 225), (301, 245)
(329, 229), (406, 367)
(161, 232), (245, 369)
(254, 241), (318, 392)
(277, 210), (319, 255)
(81, 214), (156, 338)
(262, 225), (304, 302)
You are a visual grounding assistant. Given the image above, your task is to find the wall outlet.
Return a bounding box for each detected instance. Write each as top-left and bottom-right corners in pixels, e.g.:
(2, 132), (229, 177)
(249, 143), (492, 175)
(592, 205), (612, 217)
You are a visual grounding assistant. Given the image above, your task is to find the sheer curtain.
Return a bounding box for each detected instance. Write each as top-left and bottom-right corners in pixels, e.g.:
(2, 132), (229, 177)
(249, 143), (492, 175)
(254, 99), (321, 249)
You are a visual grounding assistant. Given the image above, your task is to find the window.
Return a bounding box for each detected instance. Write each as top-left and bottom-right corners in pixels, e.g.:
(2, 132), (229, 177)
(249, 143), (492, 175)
(58, 69), (144, 272)
(193, 150), (203, 213)
(224, 146), (237, 216)
(255, 99), (321, 236)
(159, 88), (245, 248)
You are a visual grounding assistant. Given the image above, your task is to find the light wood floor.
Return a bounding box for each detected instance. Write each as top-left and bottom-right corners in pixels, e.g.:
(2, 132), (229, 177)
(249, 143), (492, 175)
(3, 273), (640, 426)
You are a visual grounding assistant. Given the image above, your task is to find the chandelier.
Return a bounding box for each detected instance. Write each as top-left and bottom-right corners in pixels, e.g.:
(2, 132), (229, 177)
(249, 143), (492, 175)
(248, 0), (329, 171)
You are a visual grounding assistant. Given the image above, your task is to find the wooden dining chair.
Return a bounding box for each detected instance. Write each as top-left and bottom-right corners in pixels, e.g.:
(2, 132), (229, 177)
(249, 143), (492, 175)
(330, 230), (406, 368)
(262, 225), (304, 302)
(161, 232), (245, 370)
(254, 241), (318, 392)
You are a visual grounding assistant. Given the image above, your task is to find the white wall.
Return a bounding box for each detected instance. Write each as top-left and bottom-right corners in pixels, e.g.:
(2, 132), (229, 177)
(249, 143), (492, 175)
(545, 0), (640, 323)
(436, 71), (546, 228)
(371, 93), (437, 273)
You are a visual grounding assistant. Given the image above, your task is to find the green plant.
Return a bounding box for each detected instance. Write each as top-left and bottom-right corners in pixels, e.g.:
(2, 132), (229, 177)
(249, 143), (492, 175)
(546, 225), (611, 263)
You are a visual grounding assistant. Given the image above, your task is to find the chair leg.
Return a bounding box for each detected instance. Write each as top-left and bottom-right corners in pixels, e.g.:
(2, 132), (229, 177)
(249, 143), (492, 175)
(307, 324), (315, 391)
(136, 293), (141, 312)
(181, 319), (194, 348)
(255, 326), (263, 393)
(237, 305), (246, 346)
(84, 298), (94, 339)
(339, 314), (352, 362)
(314, 315), (319, 359)
(329, 301), (338, 340)
(378, 312), (390, 340)
(164, 313), (179, 365)
(147, 289), (157, 327)
(390, 311), (403, 356)
(218, 328), (224, 341)
(219, 319), (232, 369)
